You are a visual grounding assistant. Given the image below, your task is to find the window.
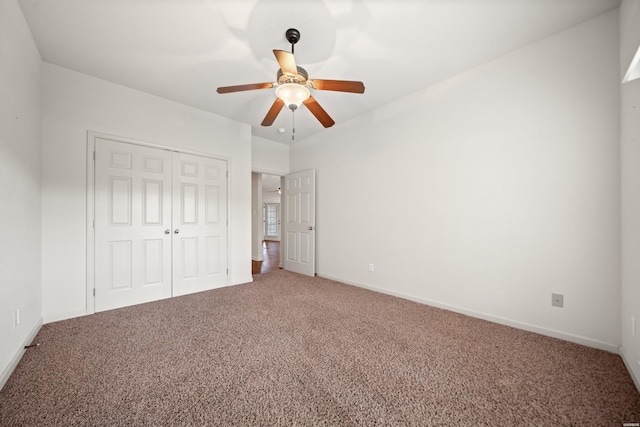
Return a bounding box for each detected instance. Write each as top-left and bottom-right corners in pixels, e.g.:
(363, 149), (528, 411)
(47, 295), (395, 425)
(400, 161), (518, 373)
(264, 203), (279, 238)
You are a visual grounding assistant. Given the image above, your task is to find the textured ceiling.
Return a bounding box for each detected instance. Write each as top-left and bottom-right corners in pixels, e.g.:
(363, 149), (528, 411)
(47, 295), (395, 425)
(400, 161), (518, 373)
(19, 0), (620, 144)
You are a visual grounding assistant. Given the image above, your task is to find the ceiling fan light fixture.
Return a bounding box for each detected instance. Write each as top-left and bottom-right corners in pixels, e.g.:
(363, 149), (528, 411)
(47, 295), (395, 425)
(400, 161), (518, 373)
(216, 28), (364, 129)
(276, 83), (310, 110)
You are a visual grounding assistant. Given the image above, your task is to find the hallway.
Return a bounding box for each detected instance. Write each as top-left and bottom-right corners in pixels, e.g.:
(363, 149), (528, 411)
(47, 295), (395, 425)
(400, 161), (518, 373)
(253, 240), (280, 274)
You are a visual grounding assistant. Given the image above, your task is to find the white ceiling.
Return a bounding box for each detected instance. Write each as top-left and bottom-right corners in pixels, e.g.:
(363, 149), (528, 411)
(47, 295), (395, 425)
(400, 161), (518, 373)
(261, 174), (281, 193)
(19, 0), (620, 144)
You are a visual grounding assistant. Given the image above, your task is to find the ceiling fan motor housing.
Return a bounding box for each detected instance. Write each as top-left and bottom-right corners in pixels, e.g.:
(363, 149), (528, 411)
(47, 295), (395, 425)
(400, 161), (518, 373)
(277, 67), (308, 85)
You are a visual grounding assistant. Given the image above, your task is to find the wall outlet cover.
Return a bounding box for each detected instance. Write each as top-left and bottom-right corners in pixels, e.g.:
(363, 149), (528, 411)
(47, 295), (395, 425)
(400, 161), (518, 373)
(552, 293), (564, 308)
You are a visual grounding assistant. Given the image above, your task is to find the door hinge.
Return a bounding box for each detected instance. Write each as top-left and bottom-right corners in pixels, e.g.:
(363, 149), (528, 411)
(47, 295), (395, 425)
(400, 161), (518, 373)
(93, 288), (95, 297)
(93, 151), (96, 161)
(226, 268), (229, 275)
(226, 170), (229, 178)
(93, 219), (95, 228)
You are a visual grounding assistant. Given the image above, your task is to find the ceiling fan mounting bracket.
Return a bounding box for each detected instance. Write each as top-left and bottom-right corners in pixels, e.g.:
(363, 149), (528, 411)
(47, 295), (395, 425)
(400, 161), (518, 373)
(285, 28), (301, 45)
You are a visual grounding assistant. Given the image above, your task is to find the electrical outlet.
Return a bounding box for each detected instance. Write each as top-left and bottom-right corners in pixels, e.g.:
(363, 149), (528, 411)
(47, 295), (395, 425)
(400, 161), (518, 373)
(632, 316), (636, 338)
(369, 263), (374, 272)
(551, 293), (563, 308)
(14, 308), (20, 327)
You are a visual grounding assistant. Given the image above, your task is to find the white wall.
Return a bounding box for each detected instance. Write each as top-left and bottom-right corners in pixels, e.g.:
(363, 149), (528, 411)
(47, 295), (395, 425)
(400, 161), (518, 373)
(251, 173), (264, 261)
(251, 135), (290, 176)
(263, 192), (281, 204)
(41, 63), (252, 323)
(0, 0), (42, 386)
(250, 136), (288, 257)
(620, 0), (640, 389)
(291, 11), (620, 351)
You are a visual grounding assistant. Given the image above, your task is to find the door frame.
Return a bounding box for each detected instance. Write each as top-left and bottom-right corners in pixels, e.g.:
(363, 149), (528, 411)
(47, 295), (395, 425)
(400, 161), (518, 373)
(85, 131), (231, 315)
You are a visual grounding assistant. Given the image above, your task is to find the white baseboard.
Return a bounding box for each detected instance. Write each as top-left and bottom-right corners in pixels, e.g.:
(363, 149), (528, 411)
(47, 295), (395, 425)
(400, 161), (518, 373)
(43, 279), (256, 325)
(43, 308), (88, 325)
(229, 276), (253, 286)
(619, 345), (640, 393)
(318, 274), (620, 354)
(0, 318), (42, 391)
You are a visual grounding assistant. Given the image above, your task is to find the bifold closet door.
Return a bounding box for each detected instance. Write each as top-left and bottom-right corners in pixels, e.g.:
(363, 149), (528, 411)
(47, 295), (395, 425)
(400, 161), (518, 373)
(172, 152), (228, 296)
(94, 139), (228, 312)
(94, 138), (173, 312)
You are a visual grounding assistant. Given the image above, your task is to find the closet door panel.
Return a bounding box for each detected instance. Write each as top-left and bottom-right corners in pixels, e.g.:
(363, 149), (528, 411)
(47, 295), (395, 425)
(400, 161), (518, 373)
(172, 152), (228, 296)
(94, 139), (172, 312)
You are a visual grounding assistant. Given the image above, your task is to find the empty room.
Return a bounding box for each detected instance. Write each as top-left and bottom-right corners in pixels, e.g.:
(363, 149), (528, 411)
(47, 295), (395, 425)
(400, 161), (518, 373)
(2, 0), (640, 424)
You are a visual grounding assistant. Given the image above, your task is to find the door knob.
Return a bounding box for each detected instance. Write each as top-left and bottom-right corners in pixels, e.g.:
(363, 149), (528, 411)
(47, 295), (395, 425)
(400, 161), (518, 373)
(174, 229), (180, 234)
(164, 229), (170, 234)
(307, 226), (316, 231)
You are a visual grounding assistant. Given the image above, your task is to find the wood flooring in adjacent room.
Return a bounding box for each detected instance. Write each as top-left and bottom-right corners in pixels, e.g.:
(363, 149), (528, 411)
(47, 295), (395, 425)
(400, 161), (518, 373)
(253, 240), (280, 274)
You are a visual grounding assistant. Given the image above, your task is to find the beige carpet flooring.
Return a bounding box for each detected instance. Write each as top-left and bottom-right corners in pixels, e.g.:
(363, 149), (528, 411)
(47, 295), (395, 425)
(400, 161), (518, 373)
(1, 270), (639, 425)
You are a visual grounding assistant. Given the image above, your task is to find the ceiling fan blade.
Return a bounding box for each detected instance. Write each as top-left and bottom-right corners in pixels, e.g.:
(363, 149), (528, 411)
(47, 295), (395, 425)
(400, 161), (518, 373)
(273, 50), (297, 76)
(261, 98), (285, 126)
(310, 79), (365, 94)
(303, 96), (335, 128)
(217, 82), (274, 94)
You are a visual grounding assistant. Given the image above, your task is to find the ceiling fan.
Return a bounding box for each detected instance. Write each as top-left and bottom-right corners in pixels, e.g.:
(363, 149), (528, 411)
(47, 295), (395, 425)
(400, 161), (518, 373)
(217, 28), (365, 131)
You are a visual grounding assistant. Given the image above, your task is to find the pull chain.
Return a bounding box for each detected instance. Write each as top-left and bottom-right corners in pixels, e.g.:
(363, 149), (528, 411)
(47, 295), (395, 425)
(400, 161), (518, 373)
(292, 108), (295, 141)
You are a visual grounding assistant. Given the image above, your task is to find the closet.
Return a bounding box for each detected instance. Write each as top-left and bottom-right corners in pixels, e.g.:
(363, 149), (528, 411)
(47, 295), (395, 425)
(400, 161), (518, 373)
(92, 137), (228, 312)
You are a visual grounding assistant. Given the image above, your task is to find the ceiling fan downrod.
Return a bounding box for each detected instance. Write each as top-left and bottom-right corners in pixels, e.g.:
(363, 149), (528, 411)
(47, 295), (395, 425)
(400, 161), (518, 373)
(285, 28), (300, 54)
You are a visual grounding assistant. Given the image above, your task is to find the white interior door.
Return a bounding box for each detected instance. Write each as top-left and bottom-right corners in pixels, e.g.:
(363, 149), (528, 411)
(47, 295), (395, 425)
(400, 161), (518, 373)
(172, 152), (228, 296)
(284, 169), (315, 276)
(94, 138), (172, 312)
(94, 137), (228, 311)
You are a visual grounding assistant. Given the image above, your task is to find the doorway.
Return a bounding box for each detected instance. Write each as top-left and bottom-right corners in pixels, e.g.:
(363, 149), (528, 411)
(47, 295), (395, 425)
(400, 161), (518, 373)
(252, 173), (282, 274)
